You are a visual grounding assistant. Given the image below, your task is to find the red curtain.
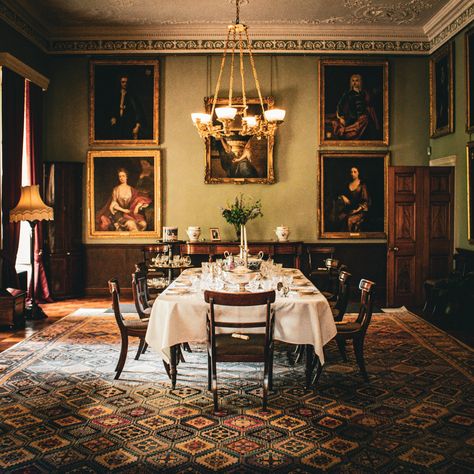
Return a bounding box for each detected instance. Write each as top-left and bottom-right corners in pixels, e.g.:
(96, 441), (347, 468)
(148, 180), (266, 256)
(1, 68), (25, 288)
(26, 81), (52, 302)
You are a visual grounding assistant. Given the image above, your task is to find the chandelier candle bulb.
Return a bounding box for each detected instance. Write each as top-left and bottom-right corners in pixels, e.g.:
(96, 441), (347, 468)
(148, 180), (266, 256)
(191, 113), (212, 124)
(264, 109), (286, 122)
(242, 116), (257, 127)
(215, 107), (238, 120)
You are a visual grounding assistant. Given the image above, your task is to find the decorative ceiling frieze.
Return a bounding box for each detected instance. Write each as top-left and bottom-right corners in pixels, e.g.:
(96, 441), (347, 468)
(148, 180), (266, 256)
(0, 0), (472, 55)
(47, 38), (431, 55)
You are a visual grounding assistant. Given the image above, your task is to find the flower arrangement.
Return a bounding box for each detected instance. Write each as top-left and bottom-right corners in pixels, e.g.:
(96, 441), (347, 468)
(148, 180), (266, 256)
(221, 194), (263, 239)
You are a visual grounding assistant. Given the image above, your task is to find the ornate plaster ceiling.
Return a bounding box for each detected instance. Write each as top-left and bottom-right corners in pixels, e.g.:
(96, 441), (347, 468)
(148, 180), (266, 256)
(1, 0), (473, 54)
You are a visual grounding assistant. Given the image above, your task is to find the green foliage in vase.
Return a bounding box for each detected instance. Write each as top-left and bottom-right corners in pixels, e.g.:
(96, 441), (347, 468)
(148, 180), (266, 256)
(221, 194), (263, 228)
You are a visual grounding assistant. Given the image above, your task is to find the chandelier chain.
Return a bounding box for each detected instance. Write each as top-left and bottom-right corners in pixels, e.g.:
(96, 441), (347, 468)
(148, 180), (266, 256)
(239, 30), (247, 112)
(210, 26), (232, 119)
(229, 28), (236, 106)
(236, 0), (240, 24)
(244, 27), (266, 116)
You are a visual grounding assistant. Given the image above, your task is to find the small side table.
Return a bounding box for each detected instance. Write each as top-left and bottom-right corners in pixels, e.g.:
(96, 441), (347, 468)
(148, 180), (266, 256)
(0, 288), (26, 328)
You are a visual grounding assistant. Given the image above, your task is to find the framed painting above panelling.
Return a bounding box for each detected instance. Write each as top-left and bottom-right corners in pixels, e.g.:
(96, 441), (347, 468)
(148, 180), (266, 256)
(87, 150), (161, 239)
(319, 59), (389, 147)
(89, 59), (159, 145)
(204, 97), (275, 184)
(319, 151), (389, 239)
(429, 42), (454, 138)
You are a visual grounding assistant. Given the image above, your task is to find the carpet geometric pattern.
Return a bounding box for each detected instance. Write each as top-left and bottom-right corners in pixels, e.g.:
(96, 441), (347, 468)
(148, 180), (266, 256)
(0, 311), (472, 472)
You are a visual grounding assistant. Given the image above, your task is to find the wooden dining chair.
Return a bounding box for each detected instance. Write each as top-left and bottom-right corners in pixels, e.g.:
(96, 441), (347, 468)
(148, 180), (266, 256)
(204, 290), (276, 414)
(108, 278), (149, 380)
(131, 271), (153, 320)
(330, 270), (352, 321)
(335, 279), (375, 382)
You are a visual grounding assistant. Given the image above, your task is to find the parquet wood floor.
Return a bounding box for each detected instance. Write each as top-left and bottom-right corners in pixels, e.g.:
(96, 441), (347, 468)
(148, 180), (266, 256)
(0, 297), (133, 353)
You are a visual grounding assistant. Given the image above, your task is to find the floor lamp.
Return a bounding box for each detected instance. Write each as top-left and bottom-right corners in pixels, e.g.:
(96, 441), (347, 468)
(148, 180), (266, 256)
(10, 185), (54, 320)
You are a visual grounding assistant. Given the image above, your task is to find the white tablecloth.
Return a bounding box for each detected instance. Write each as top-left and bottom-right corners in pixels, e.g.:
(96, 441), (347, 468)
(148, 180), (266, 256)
(145, 269), (337, 364)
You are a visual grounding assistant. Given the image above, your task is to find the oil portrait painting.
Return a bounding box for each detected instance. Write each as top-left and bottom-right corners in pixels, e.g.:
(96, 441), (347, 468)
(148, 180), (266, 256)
(89, 59), (159, 145)
(319, 151), (388, 239)
(87, 150), (161, 239)
(319, 59), (389, 147)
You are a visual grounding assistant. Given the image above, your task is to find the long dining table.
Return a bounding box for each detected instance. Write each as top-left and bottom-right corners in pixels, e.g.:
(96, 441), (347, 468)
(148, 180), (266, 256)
(145, 267), (337, 388)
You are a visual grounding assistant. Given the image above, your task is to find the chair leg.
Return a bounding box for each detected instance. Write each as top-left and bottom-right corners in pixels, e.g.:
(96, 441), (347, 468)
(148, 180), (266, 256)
(353, 337), (369, 382)
(170, 345), (178, 389)
(295, 344), (305, 364)
(115, 333), (129, 380)
(135, 339), (144, 360)
(211, 354), (219, 414)
(336, 337), (348, 362)
(163, 360), (171, 379)
(183, 342), (192, 352)
(268, 345), (274, 392)
(142, 342), (148, 354)
(207, 352), (212, 391)
(311, 356), (324, 386)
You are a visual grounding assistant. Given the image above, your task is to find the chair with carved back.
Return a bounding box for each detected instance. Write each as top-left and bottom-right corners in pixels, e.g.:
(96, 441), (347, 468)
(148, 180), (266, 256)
(335, 279), (375, 382)
(131, 271), (153, 320)
(204, 290), (276, 414)
(330, 270), (352, 321)
(108, 278), (149, 380)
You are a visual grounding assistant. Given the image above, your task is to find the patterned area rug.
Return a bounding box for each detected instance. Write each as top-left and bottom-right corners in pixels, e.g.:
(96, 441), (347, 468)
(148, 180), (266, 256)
(0, 311), (472, 473)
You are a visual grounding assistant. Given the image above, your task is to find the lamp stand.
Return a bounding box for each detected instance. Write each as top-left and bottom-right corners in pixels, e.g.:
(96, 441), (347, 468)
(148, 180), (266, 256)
(26, 220), (47, 320)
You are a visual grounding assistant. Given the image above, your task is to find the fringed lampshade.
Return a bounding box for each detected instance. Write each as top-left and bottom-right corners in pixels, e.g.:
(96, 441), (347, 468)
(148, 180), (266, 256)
(10, 185), (53, 223)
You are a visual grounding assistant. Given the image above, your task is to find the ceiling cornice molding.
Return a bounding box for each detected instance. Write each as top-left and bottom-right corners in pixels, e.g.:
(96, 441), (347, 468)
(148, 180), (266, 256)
(0, 0), (472, 56)
(0, 0), (48, 52)
(425, 0), (474, 52)
(47, 38), (430, 55)
(0, 52), (49, 89)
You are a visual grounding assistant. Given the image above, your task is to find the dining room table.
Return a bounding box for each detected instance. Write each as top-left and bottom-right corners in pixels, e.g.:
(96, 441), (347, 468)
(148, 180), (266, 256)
(145, 266), (337, 389)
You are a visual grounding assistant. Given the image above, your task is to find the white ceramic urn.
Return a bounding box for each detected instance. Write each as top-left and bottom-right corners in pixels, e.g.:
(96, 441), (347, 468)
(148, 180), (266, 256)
(275, 225), (290, 242)
(186, 226), (201, 242)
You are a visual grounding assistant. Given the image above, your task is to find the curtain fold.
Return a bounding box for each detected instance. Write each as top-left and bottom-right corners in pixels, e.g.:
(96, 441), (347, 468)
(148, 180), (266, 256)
(1, 68), (25, 288)
(27, 81), (52, 302)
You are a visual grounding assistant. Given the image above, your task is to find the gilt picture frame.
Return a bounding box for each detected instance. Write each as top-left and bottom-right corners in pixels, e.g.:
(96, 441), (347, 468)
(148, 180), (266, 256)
(209, 227), (221, 241)
(319, 151), (389, 239)
(319, 59), (389, 147)
(466, 29), (474, 133)
(87, 150), (161, 239)
(205, 97), (275, 184)
(430, 42), (454, 138)
(89, 59), (159, 145)
(467, 142), (474, 243)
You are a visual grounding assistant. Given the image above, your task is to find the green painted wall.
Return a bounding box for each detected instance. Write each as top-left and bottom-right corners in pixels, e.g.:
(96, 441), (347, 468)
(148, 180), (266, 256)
(44, 54), (430, 244)
(430, 26), (474, 250)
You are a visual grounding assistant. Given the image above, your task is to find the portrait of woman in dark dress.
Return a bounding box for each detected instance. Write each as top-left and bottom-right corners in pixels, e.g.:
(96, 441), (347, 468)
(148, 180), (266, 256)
(333, 166), (370, 232)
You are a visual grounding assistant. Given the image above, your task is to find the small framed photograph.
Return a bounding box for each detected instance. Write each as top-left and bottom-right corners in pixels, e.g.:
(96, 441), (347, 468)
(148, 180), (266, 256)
(466, 29), (474, 133)
(319, 59), (389, 147)
(209, 227), (221, 241)
(319, 151), (389, 239)
(89, 59), (159, 145)
(205, 97), (275, 184)
(87, 149), (161, 239)
(430, 42), (454, 138)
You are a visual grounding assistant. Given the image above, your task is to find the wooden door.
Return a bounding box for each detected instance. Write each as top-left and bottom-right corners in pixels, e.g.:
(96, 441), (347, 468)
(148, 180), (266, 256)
(387, 166), (453, 307)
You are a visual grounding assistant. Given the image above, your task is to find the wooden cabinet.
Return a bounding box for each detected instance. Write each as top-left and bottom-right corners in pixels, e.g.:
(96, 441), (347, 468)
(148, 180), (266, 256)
(43, 162), (84, 299)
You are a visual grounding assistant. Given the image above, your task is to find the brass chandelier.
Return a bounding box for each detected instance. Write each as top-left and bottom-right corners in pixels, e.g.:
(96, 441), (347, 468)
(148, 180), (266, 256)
(191, 0), (286, 140)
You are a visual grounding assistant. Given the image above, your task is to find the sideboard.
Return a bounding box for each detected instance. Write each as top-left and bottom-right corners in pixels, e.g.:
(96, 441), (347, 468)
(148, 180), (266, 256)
(180, 241), (304, 268)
